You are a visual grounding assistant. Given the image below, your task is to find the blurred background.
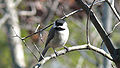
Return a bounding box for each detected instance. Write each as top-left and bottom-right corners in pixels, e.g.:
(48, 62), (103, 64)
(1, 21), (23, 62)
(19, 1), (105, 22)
(0, 0), (120, 68)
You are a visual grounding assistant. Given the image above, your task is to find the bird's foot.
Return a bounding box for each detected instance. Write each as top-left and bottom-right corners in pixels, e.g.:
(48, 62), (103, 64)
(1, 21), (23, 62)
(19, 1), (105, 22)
(64, 46), (69, 52)
(38, 54), (45, 62)
(54, 50), (58, 56)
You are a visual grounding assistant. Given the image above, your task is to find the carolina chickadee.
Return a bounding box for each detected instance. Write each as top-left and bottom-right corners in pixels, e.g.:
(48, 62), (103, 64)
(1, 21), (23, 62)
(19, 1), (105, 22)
(39, 19), (69, 61)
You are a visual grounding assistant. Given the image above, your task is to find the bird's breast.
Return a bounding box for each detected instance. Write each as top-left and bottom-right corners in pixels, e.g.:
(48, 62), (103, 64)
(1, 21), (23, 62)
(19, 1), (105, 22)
(50, 28), (69, 48)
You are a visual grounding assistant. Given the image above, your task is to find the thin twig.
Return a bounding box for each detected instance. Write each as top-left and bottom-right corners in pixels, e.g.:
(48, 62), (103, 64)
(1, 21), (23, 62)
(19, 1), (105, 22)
(105, 0), (120, 22)
(108, 22), (120, 36)
(100, 22), (120, 48)
(103, 0), (120, 36)
(76, 0), (115, 54)
(86, 0), (96, 44)
(22, 23), (53, 40)
(12, 27), (38, 61)
(33, 43), (41, 54)
(93, 0), (105, 5)
(61, 9), (83, 19)
(22, 9), (82, 40)
(100, 40), (104, 49)
(34, 24), (44, 43)
(86, 12), (90, 44)
(22, 0), (105, 40)
(22, 40), (39, 61)
(100, 23), (118, 49)
(61, 0), (105, 20)
(22, 8), (82, 40)
(35, 24), (41, 32)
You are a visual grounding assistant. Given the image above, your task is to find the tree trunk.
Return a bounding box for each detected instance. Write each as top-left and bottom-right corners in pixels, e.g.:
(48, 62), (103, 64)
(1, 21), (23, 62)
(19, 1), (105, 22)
(5, 0), (26, 68)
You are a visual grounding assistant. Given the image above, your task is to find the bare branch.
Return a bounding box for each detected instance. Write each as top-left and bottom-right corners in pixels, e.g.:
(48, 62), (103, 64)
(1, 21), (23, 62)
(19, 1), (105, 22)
(61, 0), (105, 20)
(33, 44), (113, 68)
(22, 23), (53, 40)
(105, 0), (120, 22)
(22, 0), (105, 40)
(104, 0), (120, 37)
(12, 27), (38, 61)
(15, 0), (22, 6)
(21, 40), (39, 61)
(33, 43), (41, 54)
(76, 0), (115, 55)
(69, 40), (96, 64)
(34, 24), (44, 43)
(61, 9), (83, 19)
(35, 24), (41, 32)
(22, 9), (82, 40)
(86, 0), (96, 44)
(107, 22), (120, 37)
(94, 0), (105, 4)
(112, 22), (120, 33)
(18, 2), (36, 16)
(0, 14), (9, 28)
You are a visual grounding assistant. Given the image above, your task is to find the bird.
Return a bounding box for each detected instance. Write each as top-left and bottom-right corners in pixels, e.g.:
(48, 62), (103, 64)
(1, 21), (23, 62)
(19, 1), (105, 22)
(39, 19), (69, 62)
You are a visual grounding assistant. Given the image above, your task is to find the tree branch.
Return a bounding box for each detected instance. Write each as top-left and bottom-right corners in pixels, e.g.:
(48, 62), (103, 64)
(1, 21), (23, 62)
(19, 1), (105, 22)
(15, 0), (22, 7)
(105, 0), (120, 22)
(86, 0), (96, 44)
(22, 23), (53, 40)
(22, 0), (105, 40)
(105, 0), (120, 36)
(18, 2), (36, 16)
(76, 0), (115, 55)
(21, 9), (83, 40)
(33, 44), (113, 68)
(76, 0), (120, 67)
(61, 9), (83, 19)
(0, 14), (9, 28)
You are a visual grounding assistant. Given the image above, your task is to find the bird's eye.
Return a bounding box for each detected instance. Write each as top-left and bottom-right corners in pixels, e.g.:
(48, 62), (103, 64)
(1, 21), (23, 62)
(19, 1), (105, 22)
(56, 23), (63, 26)
(55, 19), (65, 26)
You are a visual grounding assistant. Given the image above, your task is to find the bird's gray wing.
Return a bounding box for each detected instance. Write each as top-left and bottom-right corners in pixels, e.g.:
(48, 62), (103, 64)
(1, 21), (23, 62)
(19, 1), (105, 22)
(45, 27), (56, 48)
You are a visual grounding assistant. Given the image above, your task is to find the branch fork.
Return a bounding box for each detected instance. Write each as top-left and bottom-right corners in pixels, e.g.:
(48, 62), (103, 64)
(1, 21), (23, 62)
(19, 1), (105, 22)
(33, 44), (113, 68)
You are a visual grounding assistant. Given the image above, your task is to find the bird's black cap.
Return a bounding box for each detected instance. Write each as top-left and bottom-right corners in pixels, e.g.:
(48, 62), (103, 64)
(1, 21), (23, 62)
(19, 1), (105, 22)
(55, 19), (65, 26)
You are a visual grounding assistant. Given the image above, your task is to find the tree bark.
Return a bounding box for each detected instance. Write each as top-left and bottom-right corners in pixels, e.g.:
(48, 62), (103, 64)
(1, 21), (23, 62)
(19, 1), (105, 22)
(75, 0), (120, 68)
(76, 0), (115, 55)
(102, 2), (113, 68)
(5, 0), (26, 68)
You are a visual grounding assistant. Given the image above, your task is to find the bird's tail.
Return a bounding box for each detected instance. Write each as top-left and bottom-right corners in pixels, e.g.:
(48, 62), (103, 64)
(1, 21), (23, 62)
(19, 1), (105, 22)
(39, 46), (50, 62)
